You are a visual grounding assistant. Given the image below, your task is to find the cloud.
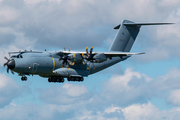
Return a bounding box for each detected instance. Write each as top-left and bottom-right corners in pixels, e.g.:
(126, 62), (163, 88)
(167, 89), (180, 106)
(40, 83), (92, 104)
(0, 0), (180, 63)
(38, 68), (180, 119)
(122, 102), (160, 120)
(0, 7), (18, 24)
(0, 74), (24, 108)
(97, 68), (153, 106)
(24, 0), (46, 6)
(0, 67), (180, 119)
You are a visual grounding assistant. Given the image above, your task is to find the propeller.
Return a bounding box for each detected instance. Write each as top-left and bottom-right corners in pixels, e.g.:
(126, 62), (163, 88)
(59, 47), (74, 67)
(82, 47), (95, 62)
(3, 57), (15, 74)
(82, 47), (96, 69)
(59, 54), (74, 67)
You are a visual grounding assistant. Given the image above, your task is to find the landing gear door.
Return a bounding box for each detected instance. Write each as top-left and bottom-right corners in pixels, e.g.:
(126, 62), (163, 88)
(32, 63), (38, 73)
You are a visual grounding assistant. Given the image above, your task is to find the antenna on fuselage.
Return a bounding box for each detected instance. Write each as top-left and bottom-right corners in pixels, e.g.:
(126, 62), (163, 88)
(63, 47), (66, 51)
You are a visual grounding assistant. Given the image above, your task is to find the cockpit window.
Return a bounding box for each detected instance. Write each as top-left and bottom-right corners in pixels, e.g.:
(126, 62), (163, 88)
(11, 54), (23, 58)
(17, 55), (22, 58)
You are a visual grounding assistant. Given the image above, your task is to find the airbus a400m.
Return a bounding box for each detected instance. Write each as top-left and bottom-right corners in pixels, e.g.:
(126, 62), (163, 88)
(4, 20), (173, 83)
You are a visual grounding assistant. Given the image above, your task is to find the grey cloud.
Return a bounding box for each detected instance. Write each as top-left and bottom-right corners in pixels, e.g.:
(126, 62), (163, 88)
(0, 103), (74, 120)
(0, 74), (29, 108)
(37, 68), (180, 117)
(87, 67), (180, 108)
(39, 83), (93, 104)
(1, 67), (180, 119)
(1, 0), (180, 62)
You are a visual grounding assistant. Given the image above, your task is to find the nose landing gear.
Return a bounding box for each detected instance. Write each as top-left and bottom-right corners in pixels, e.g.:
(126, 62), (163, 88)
(21, 76), (27, 81)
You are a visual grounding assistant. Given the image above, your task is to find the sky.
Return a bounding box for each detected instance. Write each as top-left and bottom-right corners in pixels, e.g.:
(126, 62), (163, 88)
(1, 0), (180, 119)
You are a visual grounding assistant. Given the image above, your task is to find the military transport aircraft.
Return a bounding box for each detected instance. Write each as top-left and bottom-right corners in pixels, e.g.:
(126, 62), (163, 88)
(3, 20), (173, 83)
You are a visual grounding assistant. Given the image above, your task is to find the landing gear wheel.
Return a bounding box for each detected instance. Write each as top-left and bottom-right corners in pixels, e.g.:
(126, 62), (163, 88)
(48, 77), (64, 83)
(61, 78), (64, 83)
(21, 77), (27, 81)
(67, 77), (70, 81)
(48, 78), (51, 82)
(80, 77), (84, 81)
(68, 77), (84, 82)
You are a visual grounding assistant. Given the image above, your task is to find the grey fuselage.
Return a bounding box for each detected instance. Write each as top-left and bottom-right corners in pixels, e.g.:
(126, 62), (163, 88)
(12, 51), (129, 78)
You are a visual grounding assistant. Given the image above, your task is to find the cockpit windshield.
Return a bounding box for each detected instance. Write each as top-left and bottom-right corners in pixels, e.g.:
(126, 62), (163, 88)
(11, 54), (23, 58)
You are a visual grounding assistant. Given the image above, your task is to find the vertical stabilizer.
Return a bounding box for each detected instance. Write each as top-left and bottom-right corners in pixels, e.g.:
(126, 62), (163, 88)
(109, 20), (141, 52)
(109, 20), (173, 52)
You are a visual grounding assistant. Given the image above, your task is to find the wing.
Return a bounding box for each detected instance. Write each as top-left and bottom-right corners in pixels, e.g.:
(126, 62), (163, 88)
(57, 50), (144, 57)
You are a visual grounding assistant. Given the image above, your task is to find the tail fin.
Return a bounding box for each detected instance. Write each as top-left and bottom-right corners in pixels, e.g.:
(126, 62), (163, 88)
(109, 20), (174, 52)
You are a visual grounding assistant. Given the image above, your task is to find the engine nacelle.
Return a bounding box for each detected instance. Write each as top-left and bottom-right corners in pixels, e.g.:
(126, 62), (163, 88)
(68, 53), (83, 63)
(93, 53), (107, 63)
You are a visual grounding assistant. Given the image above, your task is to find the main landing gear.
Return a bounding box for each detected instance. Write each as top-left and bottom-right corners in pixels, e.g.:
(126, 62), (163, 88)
(21, 76), (27, 81)
(48, 77), (64, 83)
(67, 77), (84, 82)
(48, 77), (84, 83)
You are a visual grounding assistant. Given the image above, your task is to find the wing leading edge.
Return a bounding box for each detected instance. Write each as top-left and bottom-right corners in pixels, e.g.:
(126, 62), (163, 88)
(57, 50), (145, 57)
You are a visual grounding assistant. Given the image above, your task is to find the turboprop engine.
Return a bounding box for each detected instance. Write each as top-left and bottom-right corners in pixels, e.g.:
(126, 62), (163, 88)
(93, 53), (107, 63)
(68, 53), (84, 65)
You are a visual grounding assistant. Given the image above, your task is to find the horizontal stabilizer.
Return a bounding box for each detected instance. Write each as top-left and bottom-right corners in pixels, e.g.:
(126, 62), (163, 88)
(114, 23), (174, 29)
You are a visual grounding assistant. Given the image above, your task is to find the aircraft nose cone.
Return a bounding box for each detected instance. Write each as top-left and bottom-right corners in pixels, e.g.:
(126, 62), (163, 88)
(7, 59), (15, 70)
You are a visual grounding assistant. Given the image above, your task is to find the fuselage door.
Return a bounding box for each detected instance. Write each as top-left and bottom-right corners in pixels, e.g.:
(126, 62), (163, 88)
(32, 63), (38, 73)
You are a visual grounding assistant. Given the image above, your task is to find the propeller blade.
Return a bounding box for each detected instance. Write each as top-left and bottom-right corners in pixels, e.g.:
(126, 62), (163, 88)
(3, 62), (7, 67)
(4, 57), (8, 61)
(67, 60), (73, 65)
(86, 47), (88, 54)
(7, 68), (9, 73)
(62, 60), (65, 65)
(11, 70), (14, 74)
(90, 47), (94, 55)
(66, 64), (69, 68)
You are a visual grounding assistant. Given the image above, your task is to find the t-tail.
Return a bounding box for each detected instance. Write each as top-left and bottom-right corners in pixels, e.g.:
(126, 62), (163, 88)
(109, 20), (174, 52)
